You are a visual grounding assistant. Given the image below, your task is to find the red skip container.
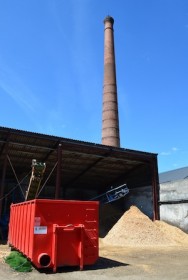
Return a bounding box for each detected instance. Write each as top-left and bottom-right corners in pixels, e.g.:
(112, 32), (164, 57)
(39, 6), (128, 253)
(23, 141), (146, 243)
(8, 199), (99, 272)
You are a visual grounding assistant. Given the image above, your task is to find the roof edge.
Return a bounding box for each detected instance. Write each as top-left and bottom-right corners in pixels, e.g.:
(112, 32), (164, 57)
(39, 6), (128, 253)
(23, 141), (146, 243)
(0, 125), (158, 157)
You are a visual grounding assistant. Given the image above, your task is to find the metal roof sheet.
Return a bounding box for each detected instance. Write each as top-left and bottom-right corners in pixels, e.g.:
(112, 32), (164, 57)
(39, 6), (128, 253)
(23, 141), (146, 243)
(159, 167), (188, 183)
(0, 126), (158, 196)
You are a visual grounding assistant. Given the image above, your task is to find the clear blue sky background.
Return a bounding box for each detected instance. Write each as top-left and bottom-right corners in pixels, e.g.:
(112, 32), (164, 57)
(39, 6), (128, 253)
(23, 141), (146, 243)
(0, 0), (187, 173)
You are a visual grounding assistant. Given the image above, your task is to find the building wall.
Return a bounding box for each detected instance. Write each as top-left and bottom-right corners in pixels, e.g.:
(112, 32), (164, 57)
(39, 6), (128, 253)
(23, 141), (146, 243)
(124, 186), (153, 218)
(160, 178), (188, 232)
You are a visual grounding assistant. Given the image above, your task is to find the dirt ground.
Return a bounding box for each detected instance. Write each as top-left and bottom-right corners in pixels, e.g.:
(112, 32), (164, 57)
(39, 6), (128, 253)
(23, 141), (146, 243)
(0, 242), (188, 280)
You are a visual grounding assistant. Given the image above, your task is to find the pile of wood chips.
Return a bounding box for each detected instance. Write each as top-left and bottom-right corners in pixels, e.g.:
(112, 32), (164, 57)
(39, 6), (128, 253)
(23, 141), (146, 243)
(0, 244), (10, 263)
(103, 206), (188, 247)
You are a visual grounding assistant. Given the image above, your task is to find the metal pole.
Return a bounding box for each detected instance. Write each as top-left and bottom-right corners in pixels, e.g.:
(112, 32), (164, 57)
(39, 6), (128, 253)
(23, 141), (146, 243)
(55, 144), (62, 199)
(0, 155), (8, 218)
(151, 158), (160, 220)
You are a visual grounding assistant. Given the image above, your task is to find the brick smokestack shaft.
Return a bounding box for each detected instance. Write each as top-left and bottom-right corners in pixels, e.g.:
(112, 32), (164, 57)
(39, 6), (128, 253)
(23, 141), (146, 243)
(102, 16), (120, 147)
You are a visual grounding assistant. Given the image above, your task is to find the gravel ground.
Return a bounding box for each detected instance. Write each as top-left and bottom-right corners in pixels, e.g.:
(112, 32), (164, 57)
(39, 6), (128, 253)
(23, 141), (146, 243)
(0, 243), (188, 280)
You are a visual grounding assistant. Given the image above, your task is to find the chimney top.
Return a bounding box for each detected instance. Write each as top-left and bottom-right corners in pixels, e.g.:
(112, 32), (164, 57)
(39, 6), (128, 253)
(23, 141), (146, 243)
(104, 15), (114, 24)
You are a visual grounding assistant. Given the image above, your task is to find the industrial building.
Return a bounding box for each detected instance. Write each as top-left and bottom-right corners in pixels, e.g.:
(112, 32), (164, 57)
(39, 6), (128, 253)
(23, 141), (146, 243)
(0, 126), (159, 237)
(0, 16), (160, 239)
(159, 167), (188, 233)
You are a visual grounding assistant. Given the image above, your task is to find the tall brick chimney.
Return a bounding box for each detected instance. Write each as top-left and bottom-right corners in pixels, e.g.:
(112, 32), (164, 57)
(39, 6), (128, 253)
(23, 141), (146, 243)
(102, 16), (120, 147)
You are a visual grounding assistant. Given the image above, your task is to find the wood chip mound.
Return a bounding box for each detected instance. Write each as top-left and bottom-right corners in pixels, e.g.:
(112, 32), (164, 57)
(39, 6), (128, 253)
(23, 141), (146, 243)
(103, 206), (188, 247)
(0, 245), (10, 263)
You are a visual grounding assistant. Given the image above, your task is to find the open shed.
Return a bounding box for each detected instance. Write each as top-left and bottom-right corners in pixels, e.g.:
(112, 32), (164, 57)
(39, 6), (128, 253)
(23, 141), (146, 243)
(0, 126), (159, 237)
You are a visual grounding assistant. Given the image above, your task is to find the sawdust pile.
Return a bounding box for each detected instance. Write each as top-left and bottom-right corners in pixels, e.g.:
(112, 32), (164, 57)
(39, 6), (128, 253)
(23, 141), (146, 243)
(0, 245), (10, 263)
(103, 206), (188, 247)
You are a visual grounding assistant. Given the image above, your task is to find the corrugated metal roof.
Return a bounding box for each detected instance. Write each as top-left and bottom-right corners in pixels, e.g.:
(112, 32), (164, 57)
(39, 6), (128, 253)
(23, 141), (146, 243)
(0, 126), (158, 197)
(159, 167), (188, 183)
(0, 126), (157, 156)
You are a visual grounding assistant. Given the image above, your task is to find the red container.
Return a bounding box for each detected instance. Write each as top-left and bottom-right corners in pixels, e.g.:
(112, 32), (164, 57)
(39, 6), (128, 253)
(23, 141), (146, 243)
(8, 199), (99, 272)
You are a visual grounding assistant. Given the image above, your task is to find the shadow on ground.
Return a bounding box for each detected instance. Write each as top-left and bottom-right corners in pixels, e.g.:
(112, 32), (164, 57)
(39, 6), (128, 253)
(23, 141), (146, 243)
(85, 256), (129, 271)
(0, 240), (8, 245)
(39, 256), (129, 274)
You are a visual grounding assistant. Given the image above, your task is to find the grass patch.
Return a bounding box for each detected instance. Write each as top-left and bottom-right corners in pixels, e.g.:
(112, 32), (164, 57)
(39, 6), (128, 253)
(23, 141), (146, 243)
(5, 251), (32, 272)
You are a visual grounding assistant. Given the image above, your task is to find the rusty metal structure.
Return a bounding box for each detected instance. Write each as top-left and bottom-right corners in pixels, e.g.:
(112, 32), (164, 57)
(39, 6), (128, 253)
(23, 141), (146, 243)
(25, 159), (46, 201)
(102, 16), (120, 147)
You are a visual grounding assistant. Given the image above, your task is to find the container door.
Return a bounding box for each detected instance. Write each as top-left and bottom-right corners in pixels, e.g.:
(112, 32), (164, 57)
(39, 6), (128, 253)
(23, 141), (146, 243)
(52, 224), (84, 271)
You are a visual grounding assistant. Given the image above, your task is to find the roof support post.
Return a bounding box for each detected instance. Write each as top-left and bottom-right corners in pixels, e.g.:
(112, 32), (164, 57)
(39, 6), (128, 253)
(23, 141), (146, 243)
(0, 154), (8, 218)
(55, 144), (62, 199)
(151, 158), (160, 220)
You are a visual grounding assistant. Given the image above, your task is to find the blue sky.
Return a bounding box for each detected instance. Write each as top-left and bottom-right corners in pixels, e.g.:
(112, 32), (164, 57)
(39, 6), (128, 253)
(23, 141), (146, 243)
(0, 0), (188, 173)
